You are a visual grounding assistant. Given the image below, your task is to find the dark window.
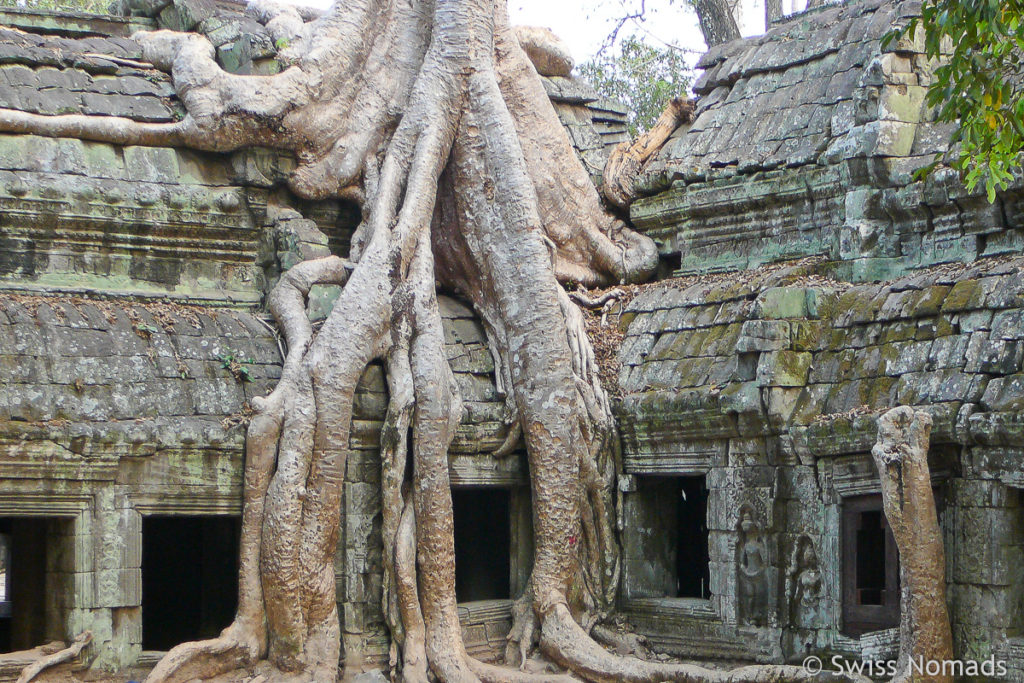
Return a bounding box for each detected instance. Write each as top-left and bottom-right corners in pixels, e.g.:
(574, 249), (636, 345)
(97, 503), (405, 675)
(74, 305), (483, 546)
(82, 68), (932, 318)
(677, 477), (711, 599)
(0, 518), (65, 653)
(452, 489), (511, 602)
(624, 476), (710, 600)
(1007, 488), (1024, 638)
(142, 516), (239, 650)
(842, 496), (899, 635)
(661, 252), (682, 278)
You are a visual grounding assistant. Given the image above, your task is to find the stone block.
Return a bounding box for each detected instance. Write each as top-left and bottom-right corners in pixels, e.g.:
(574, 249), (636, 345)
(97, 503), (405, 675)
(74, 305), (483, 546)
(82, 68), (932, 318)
(990, 309), (1024, 341)
(986, 275), (1024, 309)
(719, 381), (762, 415)
(80, 92), (137, 118)
(72, 572), (96, 609)
(756, 350), (811, 387)
(898, 369), (985, 404)
(928, 334), (970, 370)
(991, 538), (1024, 588)
(735, 319), (790, 352)
(95, 568), (141, 608)
(7, 383), (55, 421)
(790, 321), (824, 352)
(966, 339), (1022, 375)
(952, 507), (993, 584)
(160, 0), (215, 31)
(753, 288), (807, 319)
(877, 83), (926, 123)
(980, 374), (1024, 412)
(942, 279), (987, 312)
(766, 386), (802, 427)
(882, 339), (932, 375)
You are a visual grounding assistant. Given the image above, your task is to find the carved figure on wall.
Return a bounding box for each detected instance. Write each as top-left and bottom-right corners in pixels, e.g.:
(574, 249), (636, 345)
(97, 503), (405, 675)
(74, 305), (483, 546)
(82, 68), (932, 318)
(736, 505), (768, 626)
(788, 535), (822, 628)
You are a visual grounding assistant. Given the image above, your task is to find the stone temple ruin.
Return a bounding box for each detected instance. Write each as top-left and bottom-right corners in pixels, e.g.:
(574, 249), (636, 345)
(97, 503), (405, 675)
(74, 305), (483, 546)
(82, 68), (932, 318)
(0, 0), (1023, 679)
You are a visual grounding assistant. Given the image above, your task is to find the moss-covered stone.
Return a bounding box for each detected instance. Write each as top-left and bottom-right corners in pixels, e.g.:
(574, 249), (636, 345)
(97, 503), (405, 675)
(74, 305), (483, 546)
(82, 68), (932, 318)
(754, 287), (808, 319)
(942, 279), (986, 312)
(756, 350), (812, 387)
(910, 285), (951, 317)
(790, 321), (824, 351)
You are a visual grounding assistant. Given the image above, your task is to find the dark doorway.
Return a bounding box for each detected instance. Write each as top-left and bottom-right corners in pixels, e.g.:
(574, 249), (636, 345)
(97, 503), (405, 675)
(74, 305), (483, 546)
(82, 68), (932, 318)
(676, 477), (711, 599)
(624, 476), (711, 600)
(142, 516), (240, 650)
(0, 518), (64, 653)
(842, 496), (899, 635)
(452, 489), (510, 602)
(855, 510), (887, 605)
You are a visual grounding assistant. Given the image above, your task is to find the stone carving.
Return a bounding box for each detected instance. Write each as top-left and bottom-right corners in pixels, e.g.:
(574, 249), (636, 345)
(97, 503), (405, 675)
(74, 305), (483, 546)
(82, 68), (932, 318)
(787, 535), (822, 629)
(736, 505), (768, 626)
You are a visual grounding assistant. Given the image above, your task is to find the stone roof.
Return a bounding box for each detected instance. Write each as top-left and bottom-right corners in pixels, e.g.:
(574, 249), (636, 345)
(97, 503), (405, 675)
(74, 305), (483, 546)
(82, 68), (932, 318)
(544, 76), (630, 184)
(0, 25), (180, 121)
(0, 292), (518, 476)
(645, 0), (924, 180)
(615, 256), (1024, 467)
(627, 0), (1024, 283)
(0, 5), (625, 175)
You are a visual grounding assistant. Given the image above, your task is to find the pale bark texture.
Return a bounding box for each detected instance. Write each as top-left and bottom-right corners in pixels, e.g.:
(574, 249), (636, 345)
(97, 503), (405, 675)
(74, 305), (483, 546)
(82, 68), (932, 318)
(765, 0), (783, 25)
(601, 97), (694, 209)
(871, 407), (955, 683)
(16, 632), (92, 683)
(693, 0), (742, 47)
(0, 2), (943, 682)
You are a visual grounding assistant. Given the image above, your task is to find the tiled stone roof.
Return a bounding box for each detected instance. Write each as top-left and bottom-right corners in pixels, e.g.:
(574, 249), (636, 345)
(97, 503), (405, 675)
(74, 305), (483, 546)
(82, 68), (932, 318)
(0, 25), (180, 121)
(616, 256), (1024, 465)
(650, 0), (921, 178)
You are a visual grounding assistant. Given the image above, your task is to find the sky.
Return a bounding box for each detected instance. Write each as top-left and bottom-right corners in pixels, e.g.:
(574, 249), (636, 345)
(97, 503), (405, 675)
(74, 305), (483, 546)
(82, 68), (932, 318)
(507, 0), (711, 63)
(506, 0), (811, 65)
(291, 0), (813, 68)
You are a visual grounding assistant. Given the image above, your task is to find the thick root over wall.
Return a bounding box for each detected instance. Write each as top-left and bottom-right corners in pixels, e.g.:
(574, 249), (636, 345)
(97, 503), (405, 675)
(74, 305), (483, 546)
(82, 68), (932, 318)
(0, 1), (946, 682)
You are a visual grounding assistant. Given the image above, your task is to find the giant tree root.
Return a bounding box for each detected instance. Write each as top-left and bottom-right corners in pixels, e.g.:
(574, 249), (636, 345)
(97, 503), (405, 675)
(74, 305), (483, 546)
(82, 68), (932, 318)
(16, 632), (92, 683)
(600, 97), (694, 209)
(0, 1), (949, 682)
(871, 408), (954, 683)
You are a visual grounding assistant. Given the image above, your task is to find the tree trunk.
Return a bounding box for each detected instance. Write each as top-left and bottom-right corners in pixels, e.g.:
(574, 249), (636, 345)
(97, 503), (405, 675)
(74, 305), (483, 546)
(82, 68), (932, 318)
(765, 0), (783, 27)
(871, 408), (954, 683)
(805, 0), (826, 8)
(601, 97), (693, 209)
(693, 0), (742, 47)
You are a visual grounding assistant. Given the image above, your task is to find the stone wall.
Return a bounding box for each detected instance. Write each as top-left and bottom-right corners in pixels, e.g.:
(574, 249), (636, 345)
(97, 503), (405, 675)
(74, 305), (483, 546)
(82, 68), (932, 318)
(629, 0), (1024, 284)
(614, 255), (1024, 672)
(610, 2), (1024, 673)
(0, 295), (276, 667)
(0, 288), (532, 670)
(0, 3), (623, 673)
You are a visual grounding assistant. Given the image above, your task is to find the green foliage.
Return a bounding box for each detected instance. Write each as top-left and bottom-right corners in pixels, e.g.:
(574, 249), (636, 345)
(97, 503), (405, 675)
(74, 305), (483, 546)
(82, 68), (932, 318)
(579, 36), (692, 136)
(887, 0), (1024, 202)
(219, 351), (255, 383)
(0, 0), (112, 14)
(132, 322), (158, 338)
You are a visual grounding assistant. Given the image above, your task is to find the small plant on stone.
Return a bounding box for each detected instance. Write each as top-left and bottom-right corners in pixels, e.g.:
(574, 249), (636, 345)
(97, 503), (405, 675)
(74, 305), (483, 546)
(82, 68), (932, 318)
(133, 322), (158, 339)
(218, 351), (255, 382)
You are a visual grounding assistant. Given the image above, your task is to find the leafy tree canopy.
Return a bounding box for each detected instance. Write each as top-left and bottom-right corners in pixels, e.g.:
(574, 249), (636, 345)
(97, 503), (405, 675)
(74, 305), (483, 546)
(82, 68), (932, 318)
(889, 0), (1024, 202)
(579, 35), (693, 135)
